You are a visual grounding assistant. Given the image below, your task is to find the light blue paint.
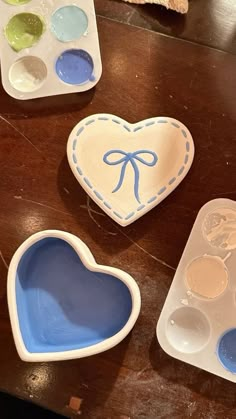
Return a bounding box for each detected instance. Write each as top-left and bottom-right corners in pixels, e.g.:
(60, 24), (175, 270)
(113, 211), (123, 219)
(168, 177), (176, 185)
(84, 177), (92, 188)
(103, 149), (158, 204)
(182, 129), (187, 138)
(56, 49), (94, 85)
(137, 204), (145, 211)
(73, 139), (77, 150)
(73, 153), (77, 164)
(217, 329), (236, 373)
(186, 141), (190, 152)
(145, 121), (155, 127)
(112, 119), (121, 125)
(51, 6), (88, 42)
(157, 120), (167, 124)
(125, 212), (135, 220)
(184, 154), (189, 164)
(77, 126), (85, 136)
(94, 190), (103, 200)
(172, 122), (180, 128)
(133, 126), (143, 132)
(104, 202), (112, 209)
(98, 117), (109, 121)
(124, 125), (131, 132)
(147, 196), (157, 204)
(85, 120), (95, 126)
(158, 186), (167, 195)
(16, 238), (132, 353)
(76, 166), (83, 176)
(178, 166), (185, 176)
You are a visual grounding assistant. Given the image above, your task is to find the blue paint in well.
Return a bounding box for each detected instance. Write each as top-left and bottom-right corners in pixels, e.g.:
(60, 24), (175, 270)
(217, 329), (236, 373)
(56, 49), (94, 85)
(51, 6), (88, 42)
(16, 238), (132, 353)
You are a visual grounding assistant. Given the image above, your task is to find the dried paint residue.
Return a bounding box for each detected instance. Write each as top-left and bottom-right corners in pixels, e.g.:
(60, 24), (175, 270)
(203, 208), (236, 250)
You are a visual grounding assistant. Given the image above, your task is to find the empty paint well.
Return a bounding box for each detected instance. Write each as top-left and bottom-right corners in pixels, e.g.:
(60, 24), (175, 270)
(5, 13), (45, 52)
(217, 329), (236, 373)
(15, 237), (132, 353)
(56, 49), (94, 85)
(166, 307), (211, 353)
(9, 56), (47, 92)
(51, 6), (88, 42)
(185, 255), (228, 299)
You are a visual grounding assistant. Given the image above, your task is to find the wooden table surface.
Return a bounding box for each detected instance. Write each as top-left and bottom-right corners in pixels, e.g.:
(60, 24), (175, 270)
(0, 1), (236, 418)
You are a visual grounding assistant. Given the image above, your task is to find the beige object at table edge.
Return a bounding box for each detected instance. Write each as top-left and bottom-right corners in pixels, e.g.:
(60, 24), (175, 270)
(122, 0), (188, 14)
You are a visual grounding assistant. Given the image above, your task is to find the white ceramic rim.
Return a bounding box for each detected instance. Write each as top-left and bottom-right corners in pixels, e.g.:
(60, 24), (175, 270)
(7, 230), (141, 362)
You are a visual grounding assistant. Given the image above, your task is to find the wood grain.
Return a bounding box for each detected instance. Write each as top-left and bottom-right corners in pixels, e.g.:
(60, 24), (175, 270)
(95, 0), (236, 54)
(0, 14), (236, 419)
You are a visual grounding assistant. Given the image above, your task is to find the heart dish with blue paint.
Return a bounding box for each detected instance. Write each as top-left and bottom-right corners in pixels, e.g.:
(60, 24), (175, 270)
(67, 114), (194, 226)
(7, 230), (141, 362)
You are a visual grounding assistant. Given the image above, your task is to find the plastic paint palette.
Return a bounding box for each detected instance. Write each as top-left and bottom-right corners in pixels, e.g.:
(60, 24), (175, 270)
(157, 199), (236, 382)
(0, 0), (102, 100)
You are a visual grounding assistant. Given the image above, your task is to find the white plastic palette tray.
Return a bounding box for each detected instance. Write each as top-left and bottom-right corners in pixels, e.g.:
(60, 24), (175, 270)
(157, 198), (236, 382)
(0, 0), (102, 100)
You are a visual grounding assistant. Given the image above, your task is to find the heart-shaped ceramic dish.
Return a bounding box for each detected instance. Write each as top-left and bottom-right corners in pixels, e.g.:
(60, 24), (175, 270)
(67, 114), (194, 226)
(7, 230), (141, 362)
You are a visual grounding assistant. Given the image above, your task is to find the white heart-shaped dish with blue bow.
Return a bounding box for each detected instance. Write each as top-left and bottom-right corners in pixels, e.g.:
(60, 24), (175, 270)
(7, 230), (141, 362)
(67, 114), (194, 226)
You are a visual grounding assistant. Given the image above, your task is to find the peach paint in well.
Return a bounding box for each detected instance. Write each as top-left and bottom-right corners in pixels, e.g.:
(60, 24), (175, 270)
(186, 255), (228, 299)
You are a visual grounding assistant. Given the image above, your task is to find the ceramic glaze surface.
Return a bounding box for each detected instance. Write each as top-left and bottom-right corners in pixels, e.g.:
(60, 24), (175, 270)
(16, 238), (132, 353)
(67, 114), (194, 226)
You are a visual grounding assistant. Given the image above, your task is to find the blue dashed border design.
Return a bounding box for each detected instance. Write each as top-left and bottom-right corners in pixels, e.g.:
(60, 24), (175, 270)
(70, 117), (192, 222)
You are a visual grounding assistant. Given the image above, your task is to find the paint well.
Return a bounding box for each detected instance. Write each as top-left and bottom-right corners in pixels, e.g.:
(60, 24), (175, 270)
(166, 307), (210, 353)
(56, 49), (94, 85)
(186, 255), (228, 299)
(9, 56), (47, 93)
(51, 6), (88, 42)
(203, 208), (236, 250)
(16, 238), (132, 353)
(4, 0), (31, 4)
(5, 13), (45, 52)
(217, 329), (236, 373)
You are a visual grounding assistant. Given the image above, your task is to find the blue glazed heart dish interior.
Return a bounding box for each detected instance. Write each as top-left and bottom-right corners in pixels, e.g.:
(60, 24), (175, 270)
(15, 238), (132, 353)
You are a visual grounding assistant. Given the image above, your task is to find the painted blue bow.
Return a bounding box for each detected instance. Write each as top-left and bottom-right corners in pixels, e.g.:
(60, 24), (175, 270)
(103, 149), (158, 203)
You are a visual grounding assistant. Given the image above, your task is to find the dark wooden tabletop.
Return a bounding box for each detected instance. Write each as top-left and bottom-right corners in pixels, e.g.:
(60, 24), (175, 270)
(0, 1), (236, 418)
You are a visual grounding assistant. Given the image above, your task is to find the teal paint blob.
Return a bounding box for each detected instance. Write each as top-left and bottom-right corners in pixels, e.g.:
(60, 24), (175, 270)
(51, 6), (88, 42)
